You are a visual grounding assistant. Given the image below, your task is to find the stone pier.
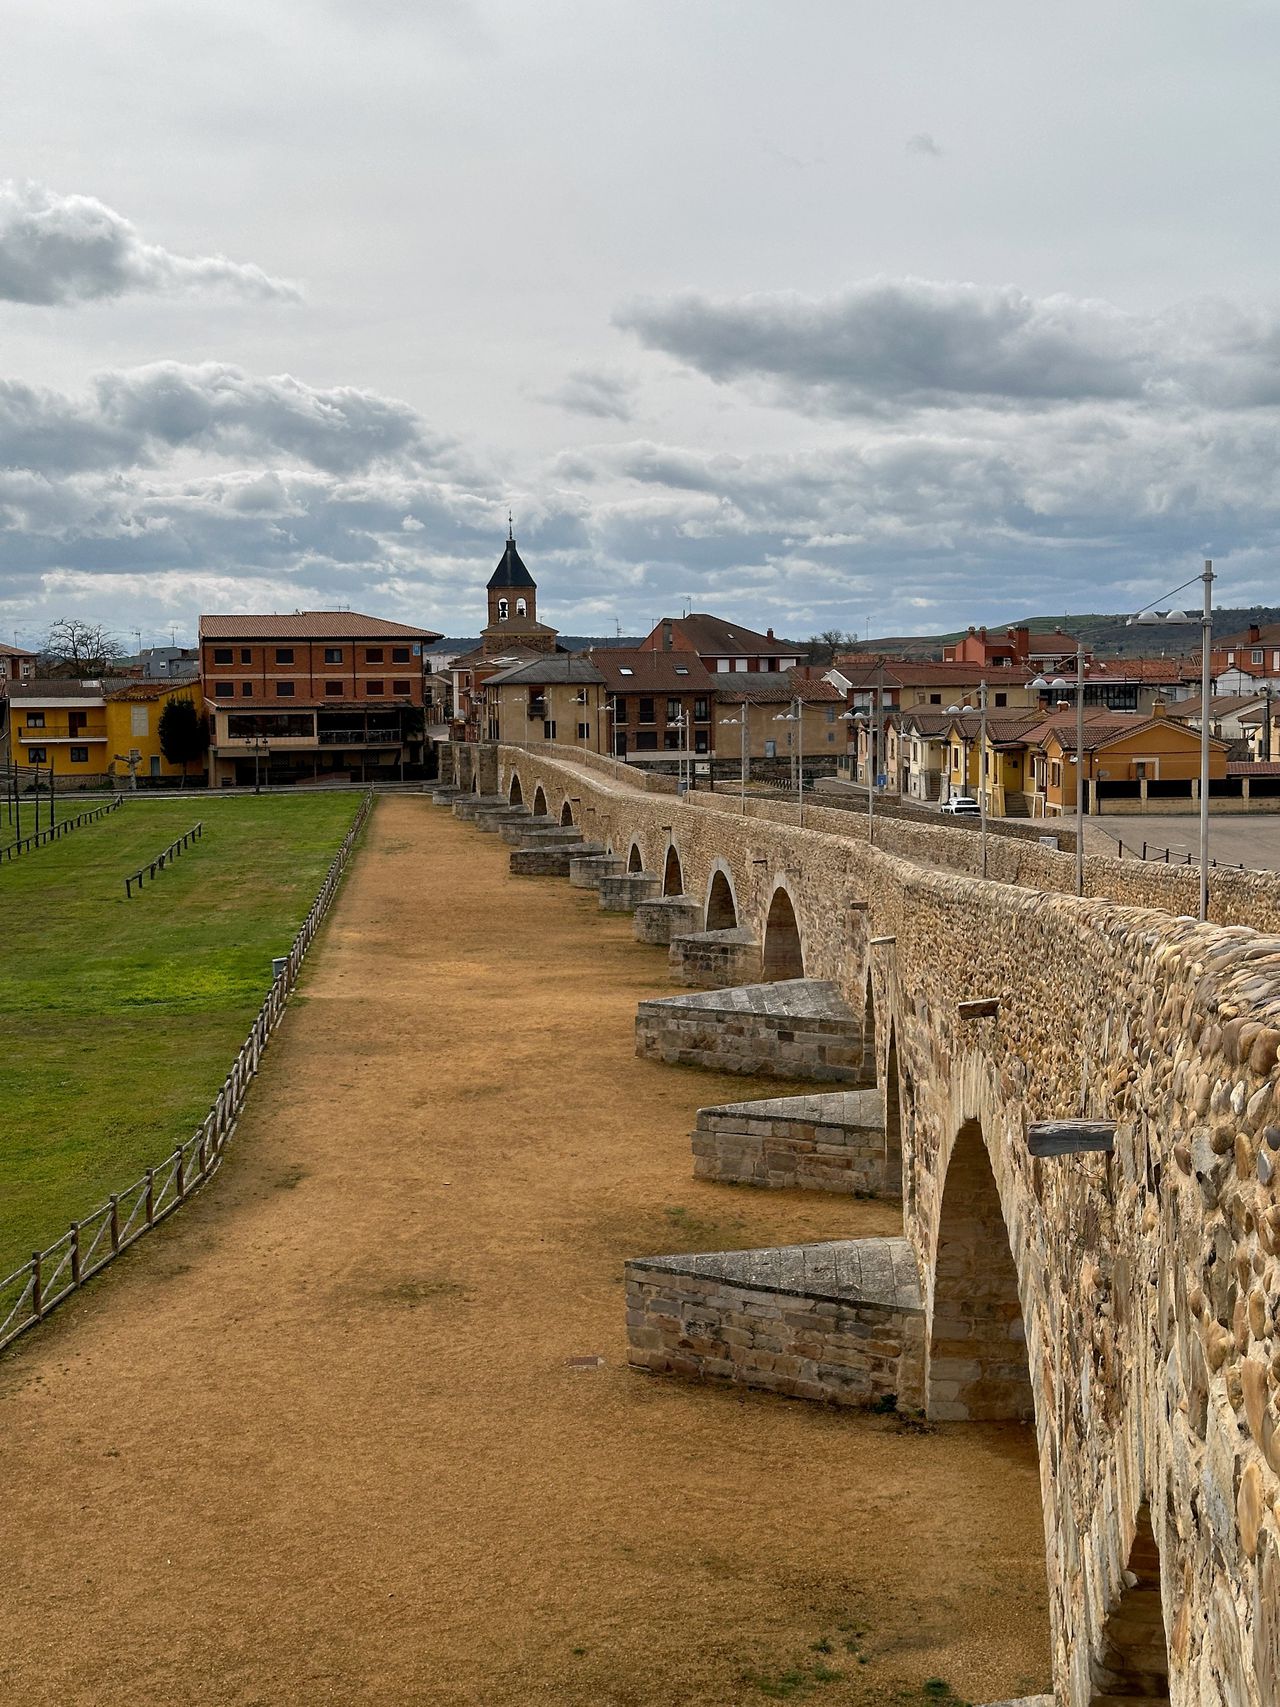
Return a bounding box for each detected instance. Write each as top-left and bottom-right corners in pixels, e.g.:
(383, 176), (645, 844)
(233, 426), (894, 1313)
(626, 1237), (924, 1409)
(568, 852), (625, 888)
(636, 979), (867, 1082)
(668, 927), (763, 988)
(692, 1088), (895, 1196)
(633, 894), (702, 945)
(510, 840), (604, 877)
(598, 871), (662, 912)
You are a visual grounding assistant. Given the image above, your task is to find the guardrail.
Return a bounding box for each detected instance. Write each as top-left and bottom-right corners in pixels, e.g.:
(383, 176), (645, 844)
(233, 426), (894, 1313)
(0, 789), (375, 1355)
(124, 823), (203, 896)
(0, 797), (123, 865)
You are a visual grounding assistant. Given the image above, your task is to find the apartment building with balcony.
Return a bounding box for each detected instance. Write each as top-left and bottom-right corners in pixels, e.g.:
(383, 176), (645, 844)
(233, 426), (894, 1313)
(199, 610), (442, 787)
(591, 648), (717, 760)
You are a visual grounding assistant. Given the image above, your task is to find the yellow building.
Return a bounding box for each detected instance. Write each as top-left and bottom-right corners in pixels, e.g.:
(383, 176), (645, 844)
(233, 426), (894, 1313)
(482, 656), (606, 753)
(7, 680), (111, 783)
(105, 679), (208, 785)
(1030, 707), (1228, 816)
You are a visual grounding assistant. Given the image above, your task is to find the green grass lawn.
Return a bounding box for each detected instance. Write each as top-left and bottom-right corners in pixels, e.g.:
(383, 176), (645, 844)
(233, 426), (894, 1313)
(0, 794), (362, 1278)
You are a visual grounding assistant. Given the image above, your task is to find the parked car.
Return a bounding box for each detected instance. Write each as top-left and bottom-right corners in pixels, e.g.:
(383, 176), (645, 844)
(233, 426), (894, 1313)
(940, 795), (980, 816)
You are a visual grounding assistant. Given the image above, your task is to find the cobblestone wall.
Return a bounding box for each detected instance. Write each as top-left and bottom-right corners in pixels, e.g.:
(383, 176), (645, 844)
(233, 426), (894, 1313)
(483, 743), (1280, 1706)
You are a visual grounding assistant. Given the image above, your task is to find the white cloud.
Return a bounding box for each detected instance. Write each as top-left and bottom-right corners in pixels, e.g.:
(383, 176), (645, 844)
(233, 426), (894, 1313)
(0, 181), (300, 306)
(540, 368), (637, 422)
(616, 278), (1280, 414)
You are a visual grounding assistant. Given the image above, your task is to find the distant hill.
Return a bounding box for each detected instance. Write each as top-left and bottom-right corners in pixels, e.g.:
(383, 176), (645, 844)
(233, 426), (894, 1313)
(841, 606), (1280, 660)
(425, 635), (645, 656)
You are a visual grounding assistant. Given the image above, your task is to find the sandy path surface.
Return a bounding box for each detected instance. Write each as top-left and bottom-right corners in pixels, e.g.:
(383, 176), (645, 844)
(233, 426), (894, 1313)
(0, 799), (1051, 1706)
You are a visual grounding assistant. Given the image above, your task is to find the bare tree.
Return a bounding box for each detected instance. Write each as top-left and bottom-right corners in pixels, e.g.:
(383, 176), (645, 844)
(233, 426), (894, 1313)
(41, 619), (126, 677)
(805, 629), (854, 665)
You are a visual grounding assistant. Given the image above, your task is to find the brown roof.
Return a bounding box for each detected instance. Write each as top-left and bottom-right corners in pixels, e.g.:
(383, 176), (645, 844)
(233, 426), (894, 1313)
(646, 615), (796, 658)
(1173, 693), (1267, 718)
(106, 678), (200, 702)
(0, 641), (36, 659)
(199, 610), (441, 641)
(1228, 761), (1280, 775)
(718, 669), (844, 705)
(590, 648), (716, 693)
(835, 658), (1035, 689)
(9, 677), (119, 699)
(1034, 711), (1229, 756)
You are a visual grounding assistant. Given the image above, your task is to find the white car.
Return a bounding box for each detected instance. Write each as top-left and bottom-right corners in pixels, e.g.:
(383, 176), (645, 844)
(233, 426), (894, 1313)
(940, 796), (980, 816)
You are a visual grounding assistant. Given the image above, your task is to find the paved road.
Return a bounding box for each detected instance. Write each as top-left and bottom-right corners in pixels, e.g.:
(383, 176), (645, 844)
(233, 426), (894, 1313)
(1086, 814), (1280, 874)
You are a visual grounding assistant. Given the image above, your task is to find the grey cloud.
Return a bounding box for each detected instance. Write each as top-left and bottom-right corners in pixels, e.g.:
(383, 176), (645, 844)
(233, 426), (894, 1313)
(617, 279), (1280, 414)
(0, 180), (300, 306)
(541, 369), (637, 422)
(906, 133), (943, 156)
(0, 361), (459, 476)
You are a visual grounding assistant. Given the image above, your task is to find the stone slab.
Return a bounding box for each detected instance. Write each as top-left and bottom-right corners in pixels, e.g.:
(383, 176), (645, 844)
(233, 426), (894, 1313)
(692, 1088), (893, 1195)
(633, 895), (702, 945)
(669, 927), (763, 989)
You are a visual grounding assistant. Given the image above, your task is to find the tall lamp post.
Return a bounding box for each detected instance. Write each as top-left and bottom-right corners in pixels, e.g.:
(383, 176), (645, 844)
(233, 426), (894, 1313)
(719, 713), (748, 813)
(773, 699), (804, 825)
(1128, 558), (1215, 922)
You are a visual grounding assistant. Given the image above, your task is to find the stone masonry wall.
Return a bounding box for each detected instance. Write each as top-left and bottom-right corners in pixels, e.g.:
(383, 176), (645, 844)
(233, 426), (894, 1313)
(480, 742), (1280, 1706)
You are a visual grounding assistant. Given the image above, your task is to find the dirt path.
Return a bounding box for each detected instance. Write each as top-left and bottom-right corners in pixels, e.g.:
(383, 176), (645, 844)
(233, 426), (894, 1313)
(0, 799), (1051, 1706)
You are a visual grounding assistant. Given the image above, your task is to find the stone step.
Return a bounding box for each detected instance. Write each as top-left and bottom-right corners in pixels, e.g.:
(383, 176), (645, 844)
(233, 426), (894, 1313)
(452, 794), (508, 820)
(474, 807), (533, 832)
(626, 1236), (924, 1409)
(633, 894), (702, 945)
(692, 1088), (892, 1195)
(511, 825), (587, 850)
(669, 927), (762, 989)
(636, 979), (869, 1083)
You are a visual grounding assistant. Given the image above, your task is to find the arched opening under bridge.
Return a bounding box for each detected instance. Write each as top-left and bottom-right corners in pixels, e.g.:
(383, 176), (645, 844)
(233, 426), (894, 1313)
(762, 887), (803, 980)
(663, 846), (683, 895)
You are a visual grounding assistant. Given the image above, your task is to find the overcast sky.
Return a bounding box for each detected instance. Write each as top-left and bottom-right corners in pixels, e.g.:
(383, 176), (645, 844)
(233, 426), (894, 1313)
(3, 0), (1279, 649)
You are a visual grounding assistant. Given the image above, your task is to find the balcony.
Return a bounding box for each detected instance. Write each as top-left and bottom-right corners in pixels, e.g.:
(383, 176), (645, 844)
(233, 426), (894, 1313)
(317, 727), (405, 746)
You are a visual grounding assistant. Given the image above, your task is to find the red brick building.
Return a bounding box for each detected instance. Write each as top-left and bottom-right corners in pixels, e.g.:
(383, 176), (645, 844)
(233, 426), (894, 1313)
(199, 610), (441, 786)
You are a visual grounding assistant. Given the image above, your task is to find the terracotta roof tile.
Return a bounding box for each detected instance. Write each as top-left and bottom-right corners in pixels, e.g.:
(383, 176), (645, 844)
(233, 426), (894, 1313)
(200, 610), (441, 641)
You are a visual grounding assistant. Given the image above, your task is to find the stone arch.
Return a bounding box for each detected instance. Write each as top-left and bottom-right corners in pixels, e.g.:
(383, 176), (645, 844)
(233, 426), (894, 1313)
(508, 774), (523, 806)
(1089, 1503), (1170, 1702)
(532, 784), (547, 818)
(663, 844), (683, 896)
(705, 865), (738, 930)
(516, 596), (527, 617)
(927, 1118), (1034, 1422)
(762, 884), (804, 980)
(560, 800), (574, 826)
(627, 841), (644, 873)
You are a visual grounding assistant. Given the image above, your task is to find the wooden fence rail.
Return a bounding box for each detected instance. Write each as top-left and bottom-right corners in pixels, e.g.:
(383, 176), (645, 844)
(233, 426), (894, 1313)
(0, 789), (375, 1354)
(0, 797), (123, 865)
(124, 822), (204, 897)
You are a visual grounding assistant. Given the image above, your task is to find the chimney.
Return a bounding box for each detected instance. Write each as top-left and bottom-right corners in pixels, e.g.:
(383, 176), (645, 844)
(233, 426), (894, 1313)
(1250, 623), (1262, 644)
(979, 625), (988, 639)
(662, 621), (673, 653)
(1055, 700), (1071, 713)
(766, 626), (775, 640)
(967, 625), (976, 636)
(1152, 698), (1167, 718)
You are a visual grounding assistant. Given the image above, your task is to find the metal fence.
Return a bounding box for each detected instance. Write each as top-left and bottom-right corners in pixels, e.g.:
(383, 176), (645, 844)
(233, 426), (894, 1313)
(0, 789), (375, 1355)
(124, 822), (203, 896)
(0, 796), (123, 864)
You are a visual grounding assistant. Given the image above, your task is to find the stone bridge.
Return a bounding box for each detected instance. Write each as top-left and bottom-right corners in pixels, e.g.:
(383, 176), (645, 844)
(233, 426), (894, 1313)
(445, 740), (1280, 1706)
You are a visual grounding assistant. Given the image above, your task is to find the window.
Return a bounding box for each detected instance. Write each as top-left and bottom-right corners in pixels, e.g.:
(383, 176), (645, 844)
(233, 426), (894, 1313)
(215, 683), (233, 697)
(69, 746), (89, 763)
(694, 730), (709, 753)
(663, 730), (681, 751)
(666, 697), (681, 721)
(614, 697), (628, 722)
(324, 647), (343, 664)
(635, 730), (658, 750)
(638, 697), (655, 724)
(764, 739), (776, 759)
(275, 681), (295, 697)
(497, 598), (509, 622)
(542, 719), (556, 740)
(391, 646), (411, 662)
(825, 707), (836, 722)
(240, 648), (252, 665)
(27, 746), (47, 763)
(366, 647), (384, 663)
(366, 680), (385, 695)
(694, 697), (708, 721)
(577, 722), (591, 741)
(930, 693), (942, 704)
(1253, 649), (1264, 665)
(674, 665), (689, 676)
(716, 659), (730, 672)
(213, 648), (232, 665)
(26, 712), (45, 728)
(516, 598), (527, 617)
(241, 682), (253, 696)
(995, 692), (1007, 708)
(69, 711), (87, 734)
(275, 647), (294, 664)
(325, 681), (343, 696)
(392, 679), (411, 695)
(129, 707), (147, 737)
(618, 666), (634, 676)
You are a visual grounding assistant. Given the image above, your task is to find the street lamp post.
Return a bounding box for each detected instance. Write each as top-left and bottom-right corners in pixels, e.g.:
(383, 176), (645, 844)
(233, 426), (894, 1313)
(772, 699), (804, 825)
(978, 678), (988, 880)
(719, 714), (748, 813)
(1029, 643), (1087, 897)
(1129, 559), (1215, 922)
